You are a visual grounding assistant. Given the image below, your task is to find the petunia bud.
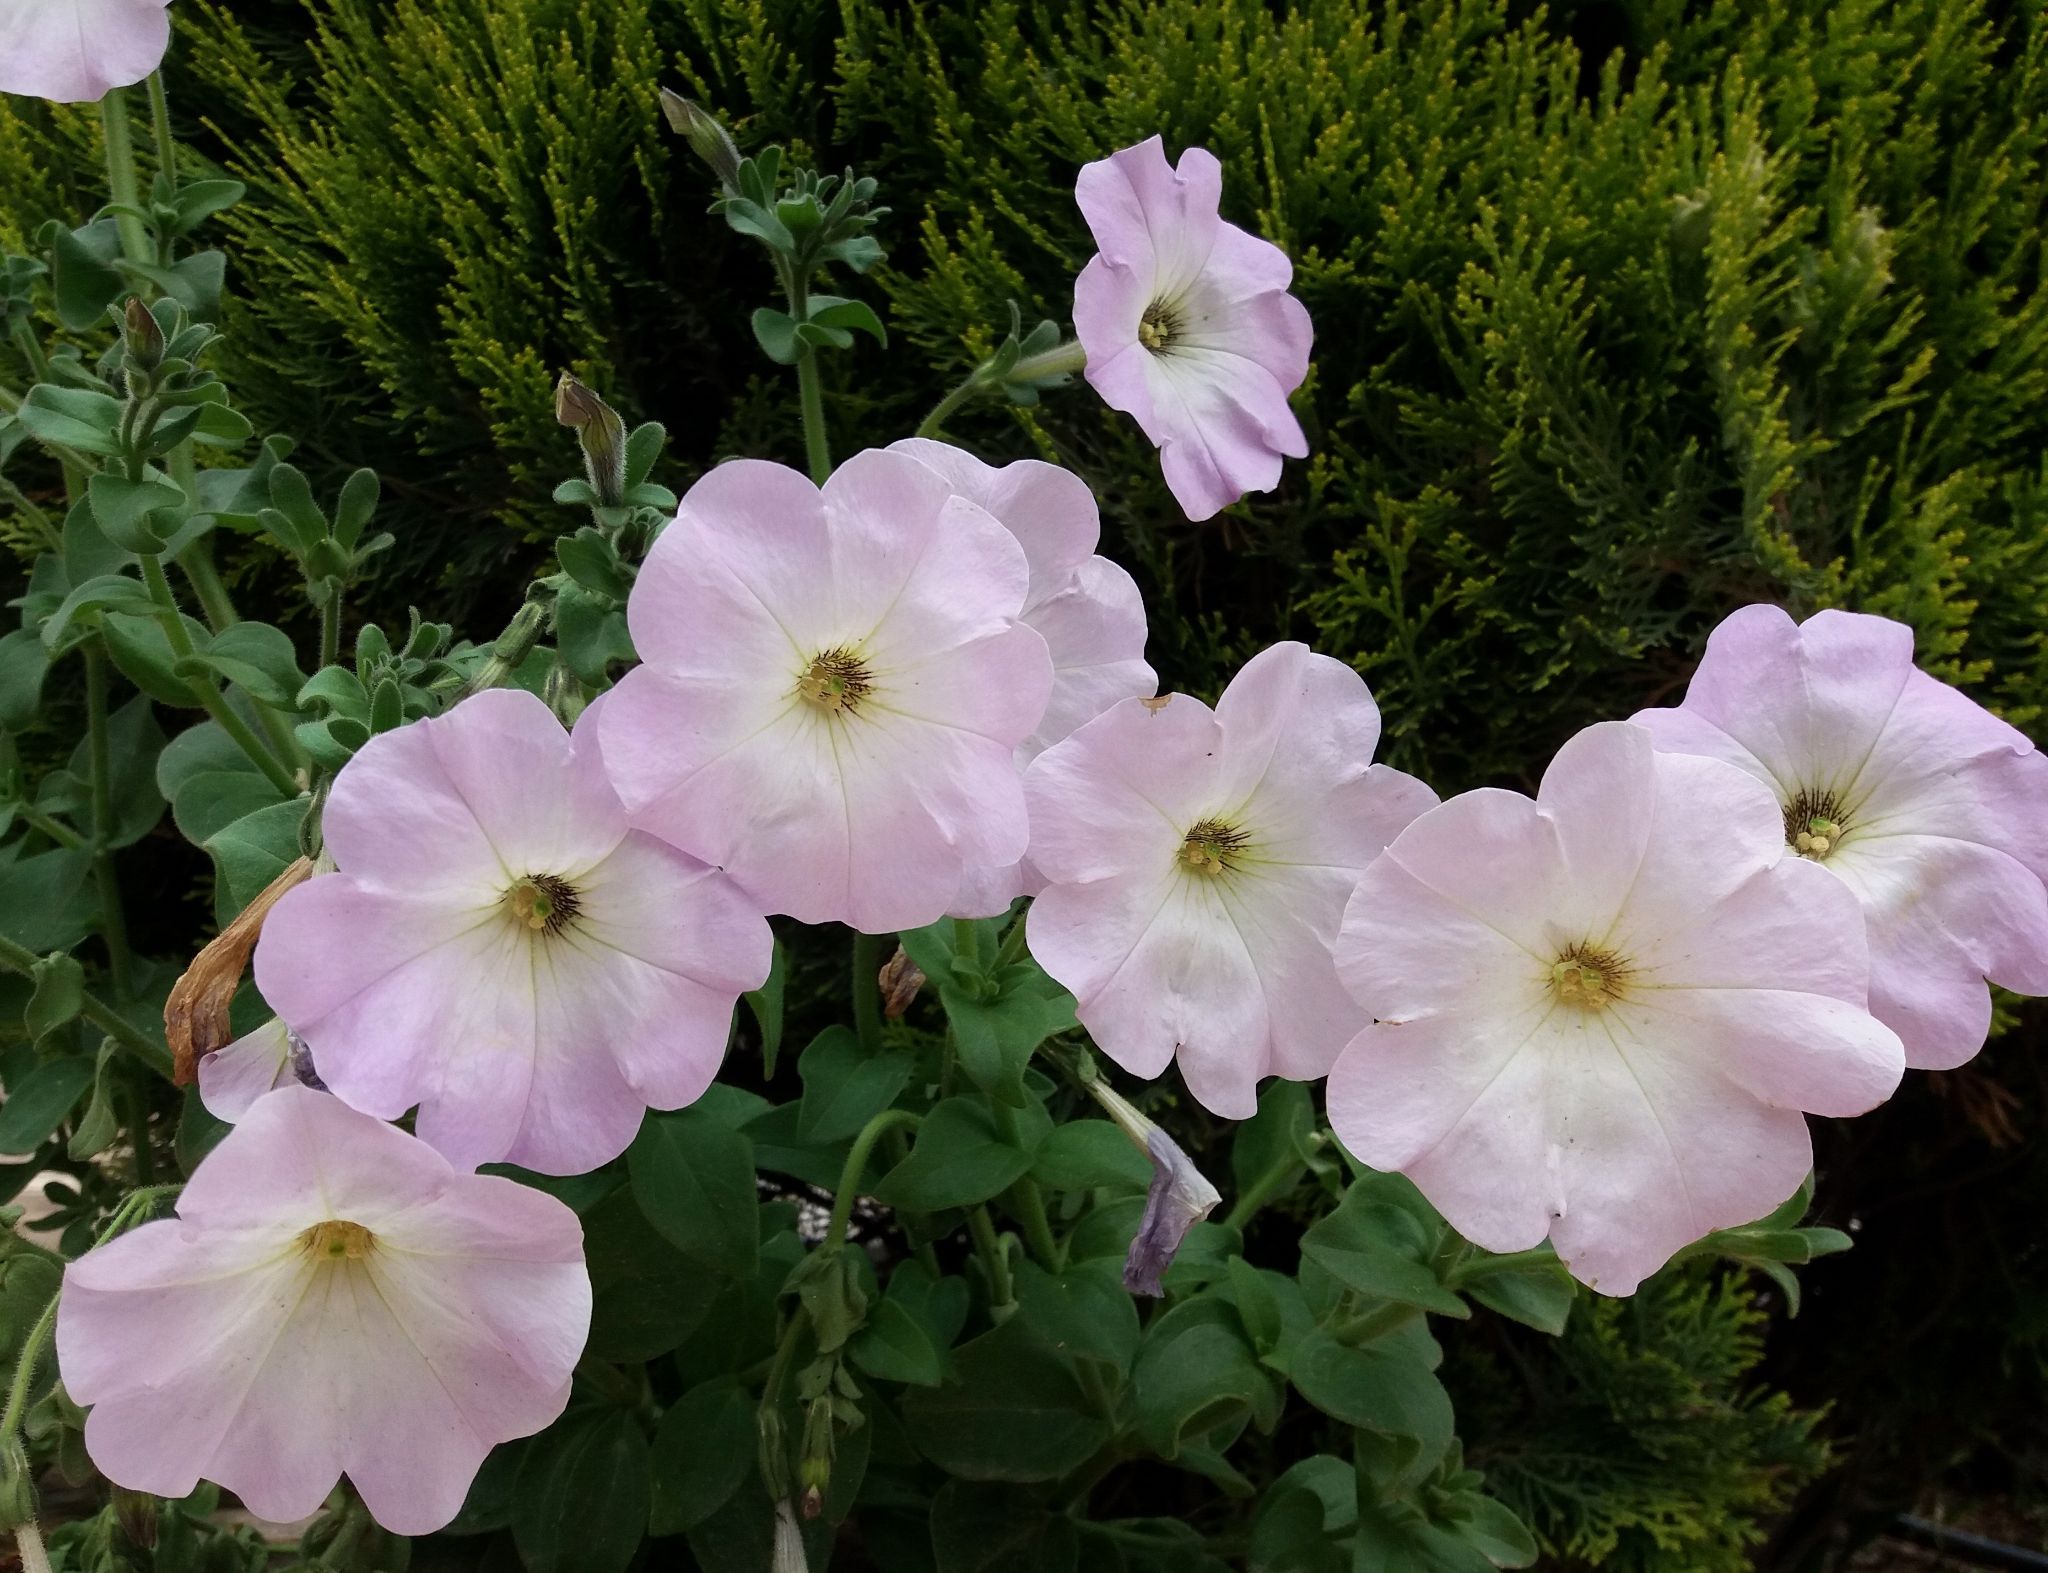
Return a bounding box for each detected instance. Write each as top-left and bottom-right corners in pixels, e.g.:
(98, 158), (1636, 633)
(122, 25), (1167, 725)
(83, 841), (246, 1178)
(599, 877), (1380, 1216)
(0, 1439), (32, 1533)
(877, 946), (925, 1018)
(165, 856), (315, 1085)
(554, 373), (628, 509)
(121, 296), (165, 379)
(660, 89), (743, 192)
(772, 1497), (810, 1573)
(111, 1485), (158, 1548)
(1081, 1076), (1221, 1297)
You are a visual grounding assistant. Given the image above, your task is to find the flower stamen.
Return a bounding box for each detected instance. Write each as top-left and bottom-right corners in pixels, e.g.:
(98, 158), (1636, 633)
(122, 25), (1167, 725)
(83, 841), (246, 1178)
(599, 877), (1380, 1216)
(1180, 818), (1250, 876)
(1138, 300), (1183, 354)
(1783, 789), (1849, 860)
(1549, 942), (1631, 1010)
(507, 874), (581, 936)
(798, 647), (874, 715)
(298, 1219), (376, 1262)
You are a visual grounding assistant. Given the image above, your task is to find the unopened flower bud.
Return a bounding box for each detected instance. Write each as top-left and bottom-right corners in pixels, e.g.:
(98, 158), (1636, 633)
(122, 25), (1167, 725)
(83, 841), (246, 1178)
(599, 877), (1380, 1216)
(111, 1485), (158, 1548)
(0, 1439), (33, 1533)
(660, 89), (743, 192)
(459, 601), (551, 698)
(554, 373), (628, 509)
(772, 1497), (810, 1573)
(121, 295), (165, 377)
(165, 856), (315, 1085)
(878, 946), (925, 1018)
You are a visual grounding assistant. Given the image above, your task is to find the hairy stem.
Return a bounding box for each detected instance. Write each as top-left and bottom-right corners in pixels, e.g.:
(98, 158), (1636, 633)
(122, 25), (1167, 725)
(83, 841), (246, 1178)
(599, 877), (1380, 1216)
(967, 1204), (1015, 1311)
(83, 645), (134, 999)
(99, 89), (153, 268)
(913, 369), (988, 442)
(851, 930), (889, 1056)
(140, 556), (301, 796)
(15, 803), (87, 852)
(825, 1108), (921, 1252)
(991, 1099), (1062, 1270)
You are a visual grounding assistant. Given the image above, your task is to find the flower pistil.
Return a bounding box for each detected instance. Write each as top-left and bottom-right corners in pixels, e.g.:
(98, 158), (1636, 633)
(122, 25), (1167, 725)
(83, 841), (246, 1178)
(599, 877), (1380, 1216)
(1179, 817), (1251, 876)
(1783, 788), (1850, 859)
(298, 1219), (376, 1263)
(798, 647), (875, 715)
(1549, 941), (1632, 1009)
(507, 874), (581, 936)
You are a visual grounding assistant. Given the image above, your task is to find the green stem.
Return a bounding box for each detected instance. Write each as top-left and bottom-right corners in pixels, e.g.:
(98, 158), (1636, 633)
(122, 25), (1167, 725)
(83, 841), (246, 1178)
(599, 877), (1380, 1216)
(1332, 1301), (1421, 1346)
(177, 540), (238, 632)
(146, 72), (177, 189)
(0, 1298), (56, 1452)
(992, 908), (1032, 971)
(15, 1518), (53, 1573)
(991, 1100), (1061, 1270)
(83, 644), (134, 1000)
(319, 584), (342, 671)
(967, 1204), (1015, 1311)
(318, 1498), (370, 1569)
(786, 270), (832, 483)
(14, 803), (87, 851)
(851, 930), (889, 1057)
(1222, 1139), (1312, 1232)
(140, 556), (301, 796)
(951, 916), (984, 971)
(882, 1124), (943, 1276)
(825, 1108), (921, 1251)
(755, 1312), (806, 1498)
(913, 370), (990, 442)
(10, 319), (50, 382)
(0, 933), (170, 1077)
(1444, 1246), (1558, 1289)
(99, 89), (153, 269)
(795, 352), (831, 483)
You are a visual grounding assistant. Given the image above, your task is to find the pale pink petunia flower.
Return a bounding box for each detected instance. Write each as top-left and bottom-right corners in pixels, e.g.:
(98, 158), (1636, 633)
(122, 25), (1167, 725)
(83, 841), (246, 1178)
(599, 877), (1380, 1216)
(1631, 604), (2048, 1070)
(600, 449), (1054, 933)
(888, 438), (1156, 916)
(0, 0), (171, 104)
(1023, 641), (1436, 1118)
(56, 1086), (590, 1534)
(254, 687), (772, 1175)
(1073, 135), (1313, 522)
(1326, 721), (1906, 1296)
(196, 1016), (323, 1121)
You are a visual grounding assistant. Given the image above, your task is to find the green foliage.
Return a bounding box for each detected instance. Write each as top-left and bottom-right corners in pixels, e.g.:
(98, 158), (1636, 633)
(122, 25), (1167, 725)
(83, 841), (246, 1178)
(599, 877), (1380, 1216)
(1455, 1269), (1832, 1572)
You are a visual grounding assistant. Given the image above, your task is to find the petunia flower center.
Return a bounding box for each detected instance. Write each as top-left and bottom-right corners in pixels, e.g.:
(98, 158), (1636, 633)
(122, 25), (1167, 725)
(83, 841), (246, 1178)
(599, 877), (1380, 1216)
(1179, 817), (1251, 877)
(506, 874), (582, 936)
(798, 647), (875, 716)
(1138, 299), (1184, 354)
(298, 1219), (376, 1262)
(1782, 788), (1850, 860)
(1549, 942), (1632, 1010)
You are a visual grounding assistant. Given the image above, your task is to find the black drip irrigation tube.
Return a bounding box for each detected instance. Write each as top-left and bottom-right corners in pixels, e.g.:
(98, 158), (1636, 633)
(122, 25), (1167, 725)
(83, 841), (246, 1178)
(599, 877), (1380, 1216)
(1892, 1514), (2048, 1571)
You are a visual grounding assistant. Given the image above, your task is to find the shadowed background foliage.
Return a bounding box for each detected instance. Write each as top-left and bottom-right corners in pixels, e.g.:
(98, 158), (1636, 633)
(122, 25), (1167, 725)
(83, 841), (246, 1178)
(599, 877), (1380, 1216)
(4, 0), (2046, 1564)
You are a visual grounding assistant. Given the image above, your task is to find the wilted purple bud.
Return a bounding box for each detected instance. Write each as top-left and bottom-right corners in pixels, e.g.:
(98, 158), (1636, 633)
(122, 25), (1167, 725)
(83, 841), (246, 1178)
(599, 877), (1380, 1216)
(1079, 1075), (1222, 1297)
(286, 1029), (327, 1093)
(1125, 1125), (1222, 1297)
